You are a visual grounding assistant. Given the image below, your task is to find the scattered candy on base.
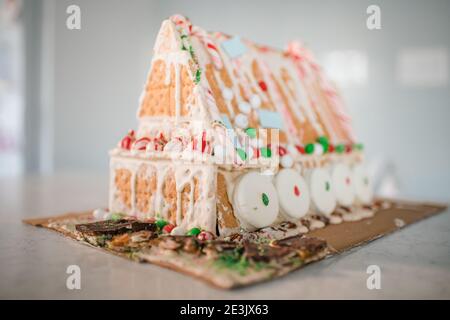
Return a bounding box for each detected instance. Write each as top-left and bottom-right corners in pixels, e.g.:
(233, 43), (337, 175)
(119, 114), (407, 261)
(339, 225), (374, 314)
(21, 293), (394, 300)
(186, 227), (201, 236)
(197, 231), (214, 241)
(156, 219), (168, 229)
(163, 224), (175, 234)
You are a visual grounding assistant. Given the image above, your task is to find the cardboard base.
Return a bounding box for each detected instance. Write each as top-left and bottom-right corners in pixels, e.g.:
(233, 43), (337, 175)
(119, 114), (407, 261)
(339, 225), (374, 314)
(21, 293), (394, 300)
(23, 198), (447, 289)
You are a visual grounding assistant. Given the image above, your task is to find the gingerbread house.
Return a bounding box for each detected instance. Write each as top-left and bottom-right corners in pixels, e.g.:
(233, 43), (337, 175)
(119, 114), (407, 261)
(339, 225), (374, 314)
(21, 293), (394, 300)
(108, 15), (373, 237)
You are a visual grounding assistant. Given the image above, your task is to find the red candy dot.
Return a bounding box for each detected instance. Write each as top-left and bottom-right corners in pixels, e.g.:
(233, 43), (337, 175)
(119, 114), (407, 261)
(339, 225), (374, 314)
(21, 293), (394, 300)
(258, 81), (268, 92)
(278, 146), (287, 156)
(346, 177), (351, 185)
(163, 224), (175, 234)
(295, 145), (305, 154)
(345, 145), (352, 153)
(294, 185), (300, 197)
(328, 144), (335, 153)
(254, 147), (261, 158)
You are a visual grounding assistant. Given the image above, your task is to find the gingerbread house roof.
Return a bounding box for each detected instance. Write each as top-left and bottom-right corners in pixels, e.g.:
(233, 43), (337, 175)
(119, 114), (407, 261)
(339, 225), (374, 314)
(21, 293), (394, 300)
(137, 15), (355, 146)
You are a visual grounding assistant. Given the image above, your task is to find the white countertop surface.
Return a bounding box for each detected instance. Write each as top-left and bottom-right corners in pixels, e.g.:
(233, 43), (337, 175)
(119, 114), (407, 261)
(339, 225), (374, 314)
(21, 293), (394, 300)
(1, 173), (449, 299)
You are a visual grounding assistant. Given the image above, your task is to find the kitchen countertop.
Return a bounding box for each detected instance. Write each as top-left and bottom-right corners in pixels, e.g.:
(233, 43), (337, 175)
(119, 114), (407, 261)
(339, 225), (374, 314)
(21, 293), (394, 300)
(1, 173), (449, 299)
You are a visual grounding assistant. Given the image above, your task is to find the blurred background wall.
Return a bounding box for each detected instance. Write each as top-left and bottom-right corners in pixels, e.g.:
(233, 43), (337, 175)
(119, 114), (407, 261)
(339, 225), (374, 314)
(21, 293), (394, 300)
(1, 0), (449, 201)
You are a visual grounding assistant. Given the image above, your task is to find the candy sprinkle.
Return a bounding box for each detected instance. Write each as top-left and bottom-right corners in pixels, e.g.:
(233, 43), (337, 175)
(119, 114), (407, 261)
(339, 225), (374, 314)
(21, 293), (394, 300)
(325, 181), (330, 192)
(294, 185), (300, 197)
(186, 227), (201, 236)
(260, 147), (272, 158)
(262, 193), (269, 206)
(236, 148), (247, 161)
(156, 219), (168, 229)
(245, 127), (257, 138)
(305, 143), (315, 154)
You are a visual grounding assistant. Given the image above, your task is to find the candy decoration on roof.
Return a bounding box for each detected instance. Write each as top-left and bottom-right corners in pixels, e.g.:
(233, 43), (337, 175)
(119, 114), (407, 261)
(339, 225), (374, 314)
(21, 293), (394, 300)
(120, 130), (135, 150)
(191, 26), (223, 70)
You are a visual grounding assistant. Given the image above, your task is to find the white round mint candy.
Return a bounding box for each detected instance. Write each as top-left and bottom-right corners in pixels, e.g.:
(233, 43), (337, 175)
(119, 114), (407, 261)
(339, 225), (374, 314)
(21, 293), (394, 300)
(275, 169), (310, 219)
(280, 155), (294, 168)
(250, 94), (261, 109)
(314, 143), (324, 156)
(93, 208), (106, 220)
(238, 101), (251, 114)
(332, 163), (355, 206)
(308, 168), (336, 216)
(353, 163), (373, 204)
(171, 226), (186, 236)
(233, 171), (279, 230)
(234, 113), (249, 129)
(222, 87), (233, 101)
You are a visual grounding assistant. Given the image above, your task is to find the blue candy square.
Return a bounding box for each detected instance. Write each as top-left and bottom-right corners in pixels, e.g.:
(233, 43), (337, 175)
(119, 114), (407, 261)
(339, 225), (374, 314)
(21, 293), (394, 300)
(258, 110), (284, 129)
(221, 37), (247, 59)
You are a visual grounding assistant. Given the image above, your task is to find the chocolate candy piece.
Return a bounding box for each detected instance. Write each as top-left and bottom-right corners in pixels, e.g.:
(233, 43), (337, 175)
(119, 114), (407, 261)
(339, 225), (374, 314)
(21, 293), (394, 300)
(243, 242), (295, 263)
(271, 235), (327, 257)
(75, 219), (156, 236)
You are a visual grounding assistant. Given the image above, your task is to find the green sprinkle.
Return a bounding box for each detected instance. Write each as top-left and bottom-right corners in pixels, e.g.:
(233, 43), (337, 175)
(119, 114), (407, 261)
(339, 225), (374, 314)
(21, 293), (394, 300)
(245, 128), (257, 138)
(316, 136), (329, 145)
(180, 34), (188, 39)
(186, 227), (201, 236)
(155, 220), (168, 229)
(354, 143), (364, 151)
(236, 148), (247, 161)
(181, 44), (188, 51)
(325, 181), (330, 192)
(110, 213), (124, 221)
(262, 193), (269, 206)
(305, 143), (315, 154)
(260, 147), (272, 158)
(335, 144), (345, 153)
(194, 69), (202, 84)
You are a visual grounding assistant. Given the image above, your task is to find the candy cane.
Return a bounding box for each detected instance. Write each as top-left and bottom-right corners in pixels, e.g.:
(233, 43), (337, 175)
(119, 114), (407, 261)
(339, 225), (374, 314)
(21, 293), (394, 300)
(191, 26), (223, 70)
(169, 14), (192, 35)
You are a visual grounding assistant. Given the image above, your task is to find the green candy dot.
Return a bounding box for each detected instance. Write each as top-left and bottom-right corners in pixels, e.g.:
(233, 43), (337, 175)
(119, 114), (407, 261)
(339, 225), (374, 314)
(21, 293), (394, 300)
(262, 193), (269, 206)
(305, 143), (315, 154)
(156, 220), (168, 229)
(260, 147), (272, 158)
(335, 144), (345, 154)
(316, 136), (329, 145)
(110, 213), (124, 221)
(354, 143), (364, 151)
(194, 69), (202, 84)
(325, 181), (330, 192)
(236, 148), (247, 161)
(186, 227), (201, 236)
(245, 128), (257, 138)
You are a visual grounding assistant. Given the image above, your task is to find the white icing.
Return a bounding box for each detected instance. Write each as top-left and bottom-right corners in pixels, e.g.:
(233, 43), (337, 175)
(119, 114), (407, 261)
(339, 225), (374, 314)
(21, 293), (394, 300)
(275, 169), (310, 219)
